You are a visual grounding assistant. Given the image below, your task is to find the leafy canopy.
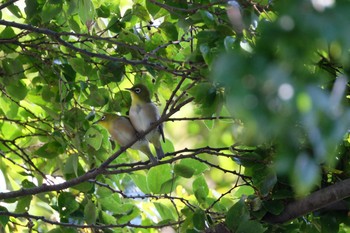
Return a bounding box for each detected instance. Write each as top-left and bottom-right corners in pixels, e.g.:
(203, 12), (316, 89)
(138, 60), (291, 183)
(0, 0), (350, 232)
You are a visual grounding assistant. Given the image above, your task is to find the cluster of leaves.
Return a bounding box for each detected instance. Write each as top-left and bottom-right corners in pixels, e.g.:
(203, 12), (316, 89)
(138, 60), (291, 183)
(0, 0), (350, 232)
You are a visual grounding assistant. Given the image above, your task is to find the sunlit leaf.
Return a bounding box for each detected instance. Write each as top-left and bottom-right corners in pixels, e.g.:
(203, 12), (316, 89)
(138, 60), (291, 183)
(147, 164), (172, 194)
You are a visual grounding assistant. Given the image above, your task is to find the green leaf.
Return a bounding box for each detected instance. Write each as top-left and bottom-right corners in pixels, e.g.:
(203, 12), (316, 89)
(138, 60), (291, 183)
(146, 0), (161, 17)
(199, 10), (216, 28)
(255, 169), (277, 197)
(193, 209), (206, 231)
(34, 141), (65, 159)
(236, 220), (266, 233)
(78, 0), (95, 23)
(85, 126), (103, 150)
(7, 4), (23, 18)
(64, 154), (79, 177)
(47, 227), (78, 233)
(180, 159), (209, 175)
(1, 58), (25, 81)
(107, 16), (125, 33)
(154, 202), (176, 221)
(118, 206), (140, 224)
(192, 175), (209, 203)
(99, 61), (125, 85)
(132, 4), (150, 22)
(100, 211), (117, 225)
(83, 86), (109, 107)
(24, 0), (39, 23)
(99, 194), (121, 213)
(130, 172), (150, 194)
(5, 80), (28, 101)
(200, 43), (212, 66)
(147, 164), (172, 194)
(84, 200), (97, 224)
(263, 200), (284, 215)
(160, 22), (178, 41)
(174, 164), (195, 178)
(225, 199), (250, 232)
(42, 1), (62, 23)
(0, 206), (9, 227)
(69, 58), (93, 76)
(58, 192), (79, 216)
(0, 26), (16, 39)
(96, 4), (110, 18)
(15, 195), (32, 213)
(234, 186), (255, 198)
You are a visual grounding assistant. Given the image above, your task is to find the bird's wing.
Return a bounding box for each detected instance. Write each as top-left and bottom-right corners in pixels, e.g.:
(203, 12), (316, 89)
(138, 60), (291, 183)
(145, 103), (165, 142)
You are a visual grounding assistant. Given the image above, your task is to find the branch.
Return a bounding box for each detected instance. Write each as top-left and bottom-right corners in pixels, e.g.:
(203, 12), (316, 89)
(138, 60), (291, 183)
(263, 178), (350, 223)
(0, 211), (183, 229)
(0, 97), (194, 200)
(0, 0), (19, 11)
(0, 19), (191, 76)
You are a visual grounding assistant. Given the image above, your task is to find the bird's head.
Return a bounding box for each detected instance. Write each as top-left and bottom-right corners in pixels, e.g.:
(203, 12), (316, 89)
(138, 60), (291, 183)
(94, 114), (117, 130)
(126, 84), (151, 103)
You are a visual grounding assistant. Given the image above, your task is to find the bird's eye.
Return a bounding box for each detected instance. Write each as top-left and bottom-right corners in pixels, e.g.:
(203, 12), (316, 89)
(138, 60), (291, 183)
(134, 88), (141, 94)
(101, 116), (106, 121)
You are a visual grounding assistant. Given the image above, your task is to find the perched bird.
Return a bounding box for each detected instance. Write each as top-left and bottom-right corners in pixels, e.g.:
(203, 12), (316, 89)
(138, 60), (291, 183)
(94, 114), (157, 164)
(127, 84), (165, 159)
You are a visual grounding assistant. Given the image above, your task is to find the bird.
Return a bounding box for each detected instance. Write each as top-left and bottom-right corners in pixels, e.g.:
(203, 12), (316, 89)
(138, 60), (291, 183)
(127, 84), (165, 159)
(94, 114), (157, 164)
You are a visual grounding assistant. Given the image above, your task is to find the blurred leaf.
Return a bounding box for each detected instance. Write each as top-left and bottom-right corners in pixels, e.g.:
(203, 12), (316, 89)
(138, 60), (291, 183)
(69, 58), (93, 76)
(180, 158), (209, 175)
(42, 1), (62, 23)
(15, 195), (32, 213)
(0, 206), (9, 227)
(236, 220), (266, 233)
(78, 0), (95, 24)
(193, 209), (206, 230)
(84, 200), (97, 224)
(174, 164), (195, 178)
(132, 4), (150, 22)
(64, 154), (79, 177)
(85, 126), (103, 150)
(83, 87), (109, 107)
(147, 164), (172, 194)
(58, 192), (79, 216)
(130, 172), (150, 194)
(263, 200), (284, 215)
(199, 10), (216, 28)
(34, 141), (65, 159)
(154, 202), (176, 221)
(47, 227), (78, 233)
(96, 4), (110, 18)
(292, 153), (321, 195)
(160, 22), (178, 41)
(193, 175), (209, 203)
(101, 211), (117, 225)
(5, 80), (28, 101)
(118, 205), (140, 224)
(99, 61), (125, 85)
(7, 4), (23, 18)
(225, 199), (250, 232)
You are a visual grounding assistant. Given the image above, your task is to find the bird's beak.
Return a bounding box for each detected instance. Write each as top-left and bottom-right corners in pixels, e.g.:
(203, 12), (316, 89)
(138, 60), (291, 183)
(126, 87), (133, 92)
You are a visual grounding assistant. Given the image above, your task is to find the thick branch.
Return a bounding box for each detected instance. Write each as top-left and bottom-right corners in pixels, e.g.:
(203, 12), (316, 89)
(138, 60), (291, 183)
(263, 178), (350, 223)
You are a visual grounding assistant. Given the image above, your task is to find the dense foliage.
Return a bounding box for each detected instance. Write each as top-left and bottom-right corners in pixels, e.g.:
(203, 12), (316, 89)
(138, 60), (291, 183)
(1, 0), (350, 232)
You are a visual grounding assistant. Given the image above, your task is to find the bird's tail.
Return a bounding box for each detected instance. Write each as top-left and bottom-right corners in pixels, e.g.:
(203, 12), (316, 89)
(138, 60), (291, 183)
(155, 145), (165, 160)
(139, 145), (158, 164)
